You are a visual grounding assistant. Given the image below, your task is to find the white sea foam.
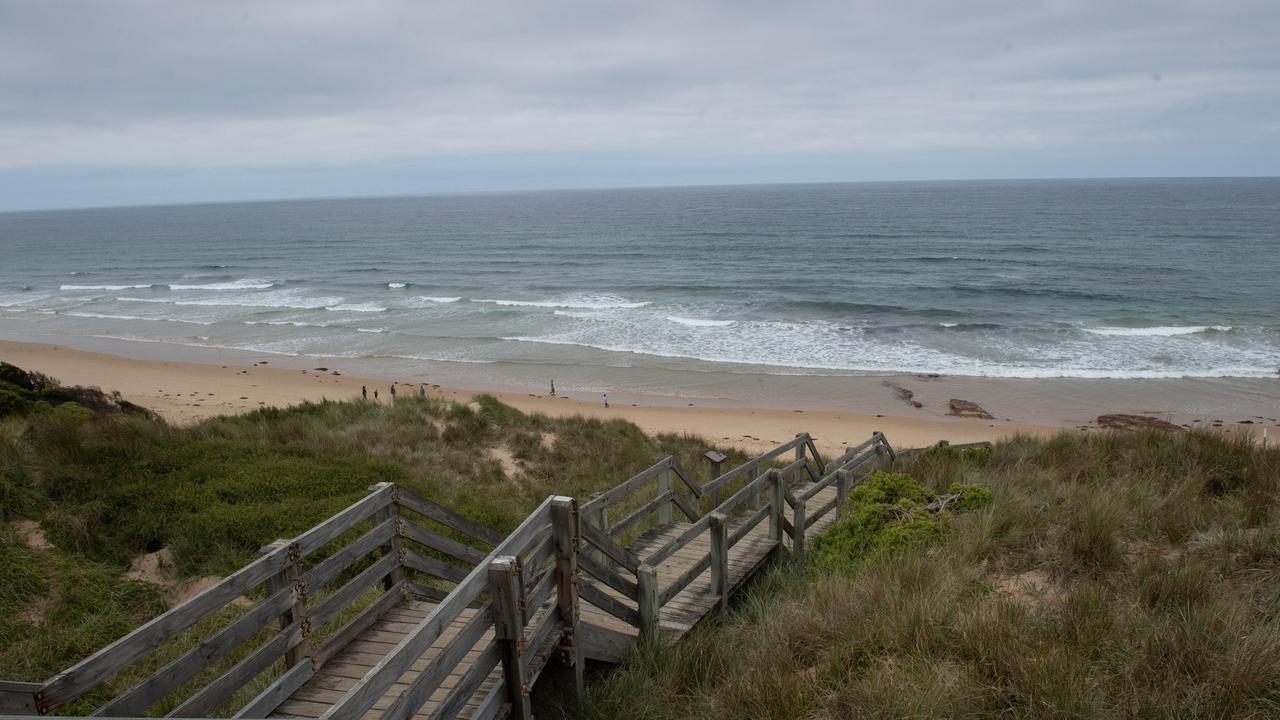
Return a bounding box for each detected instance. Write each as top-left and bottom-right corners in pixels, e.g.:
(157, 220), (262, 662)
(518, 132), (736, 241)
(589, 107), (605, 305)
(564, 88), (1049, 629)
(59, 311), (214, 325)
(938, 322), (960, 328)
(387, 283), (408, 289)
(665, 316), (736, 327)
(356, 327), (386, 333)
(61, 283), (155, 291)
(474, 295), (649, 310)
(168, 279), (275, 290)
(415, 296), (461, 303)
(1083, 325), (1232, 337)
(326, 302), (387, 313)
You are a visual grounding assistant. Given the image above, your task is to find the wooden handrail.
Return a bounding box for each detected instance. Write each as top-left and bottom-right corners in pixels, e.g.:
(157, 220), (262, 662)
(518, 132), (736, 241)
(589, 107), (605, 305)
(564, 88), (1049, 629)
(33, 483), (396, 715)
(702, 435), (809, 495)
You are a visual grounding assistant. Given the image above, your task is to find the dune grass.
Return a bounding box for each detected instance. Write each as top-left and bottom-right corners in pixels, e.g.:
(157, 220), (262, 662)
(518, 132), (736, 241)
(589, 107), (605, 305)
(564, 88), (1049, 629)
(570, 431), (1280, 720)
(0, 370), (746, 704)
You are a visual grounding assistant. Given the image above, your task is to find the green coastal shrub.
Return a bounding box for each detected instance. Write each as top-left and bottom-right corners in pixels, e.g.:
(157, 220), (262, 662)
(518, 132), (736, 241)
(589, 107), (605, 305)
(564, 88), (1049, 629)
(810, 471), (992, 568)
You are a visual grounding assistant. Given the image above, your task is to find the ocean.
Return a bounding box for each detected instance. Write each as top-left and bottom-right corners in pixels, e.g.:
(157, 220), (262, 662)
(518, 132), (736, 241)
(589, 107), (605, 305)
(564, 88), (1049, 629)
(1, 178), (1278, 381)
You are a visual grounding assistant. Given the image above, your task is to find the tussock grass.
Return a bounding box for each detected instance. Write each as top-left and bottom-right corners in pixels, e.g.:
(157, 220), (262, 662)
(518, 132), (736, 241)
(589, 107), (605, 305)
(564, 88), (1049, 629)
(572, 431), (1280, 720)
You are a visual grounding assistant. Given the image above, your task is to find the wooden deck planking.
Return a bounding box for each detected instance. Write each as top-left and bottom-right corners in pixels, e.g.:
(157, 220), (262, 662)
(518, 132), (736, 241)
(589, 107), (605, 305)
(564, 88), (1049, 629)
(271, 599), (500, 720)
(579, 483), (841, 656)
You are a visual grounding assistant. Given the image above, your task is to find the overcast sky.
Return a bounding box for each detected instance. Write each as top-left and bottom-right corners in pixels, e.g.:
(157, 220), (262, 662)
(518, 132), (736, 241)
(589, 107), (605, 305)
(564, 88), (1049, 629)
(1, 0), (1277, 210)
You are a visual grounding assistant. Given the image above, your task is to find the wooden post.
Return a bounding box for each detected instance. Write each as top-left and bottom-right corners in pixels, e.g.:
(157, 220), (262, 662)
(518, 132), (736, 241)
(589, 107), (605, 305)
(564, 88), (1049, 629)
(369, 482), (404, 592)
(637, 564), (660, 641)
(792, 498), (806, 559)
(585, 492), (607, 565)
(874, 443), (888, 472)
(794, 433), (806, 485)
(261, 539), (310, 669)
(768, 470), (785, 546)
(836, 469), (851, 509)
(488, 556), (532, 720)
(657, 463), (673, 525)
(704, 450), (727, 508)
(549, 497), (583, 700)
(708, 512), (728, 611)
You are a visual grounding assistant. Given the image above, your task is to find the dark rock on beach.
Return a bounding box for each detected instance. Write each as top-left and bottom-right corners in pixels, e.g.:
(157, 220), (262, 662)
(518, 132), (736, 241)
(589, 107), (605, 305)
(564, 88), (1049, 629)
(948, 399), (994, 419)
(1096, 414), (1185, 432)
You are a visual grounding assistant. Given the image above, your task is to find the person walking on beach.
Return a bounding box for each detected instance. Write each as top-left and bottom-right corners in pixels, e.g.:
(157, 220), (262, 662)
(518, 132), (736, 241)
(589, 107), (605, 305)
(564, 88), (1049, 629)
(361, 385), (367, 401)
(418, 384), (425, 398)
(550, 380), (556, 397)
(374, 389), (379, 401)
(390, 383), (397, 401)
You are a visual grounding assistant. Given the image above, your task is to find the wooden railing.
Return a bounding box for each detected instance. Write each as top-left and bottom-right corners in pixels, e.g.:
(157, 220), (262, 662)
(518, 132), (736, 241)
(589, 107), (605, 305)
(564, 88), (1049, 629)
(5, 483), (502, 718)
(318, 495), (582, 720)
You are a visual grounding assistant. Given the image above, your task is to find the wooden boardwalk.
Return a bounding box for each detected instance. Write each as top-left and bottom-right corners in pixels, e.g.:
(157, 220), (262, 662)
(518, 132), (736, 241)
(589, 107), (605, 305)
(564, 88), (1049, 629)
(0, 432), (950, 720)
(580, 482), (842, 660)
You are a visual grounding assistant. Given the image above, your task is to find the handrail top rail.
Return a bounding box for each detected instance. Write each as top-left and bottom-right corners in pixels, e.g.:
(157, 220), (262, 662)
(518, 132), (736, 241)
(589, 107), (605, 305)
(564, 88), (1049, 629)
(702, 434), (810, 495)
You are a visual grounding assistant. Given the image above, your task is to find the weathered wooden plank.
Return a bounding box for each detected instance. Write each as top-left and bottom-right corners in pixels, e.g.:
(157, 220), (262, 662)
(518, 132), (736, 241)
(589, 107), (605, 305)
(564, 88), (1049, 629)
(427, 641), (501, 720)
(302, 517), (397, 597)
(320, 500), (551, 720)
(728, 503), (770, 546)
(668, 457), (703, 498)
(805, 496), (838, 531)
(550, 496), (583, 701)
(580, 520), (639, 573)
(702, 435), (808, 495)
(166, 618), (302, 718)
(636, 565), (659, 640)
(40, 545), (294, 712)
(399, 520), (488, 567)
(404, 551), (469, 584)
(467, 678), (506, 720)
(580, 457), (673, 514)
(577, 552), (638, 598)
(657, 551), (712, 606)
(579, 581), (640, 628)
(607, 489), (673, 537)
(708, 513), (728, 610)
(524, 563), (557, 614)
(644, 515), (711, 567)
(0, 681), (40, 715)
(792, 499), (807, 558)
(310, 553), (400, 629)
(232, 656), (314, 719)
(93, 584), (295, 716)
(314, 582), (405, 668)
(405, 582), (451, 604)
(671, 490), (700, 523)
(488, 557), (531, 720)
(396, 488), (505, 546)
(378, 605), (493, 720)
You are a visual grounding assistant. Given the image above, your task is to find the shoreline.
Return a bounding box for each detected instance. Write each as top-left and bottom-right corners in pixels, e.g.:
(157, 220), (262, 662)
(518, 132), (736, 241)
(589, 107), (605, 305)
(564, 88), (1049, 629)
(0, 338), (1062, 455)
(3, 337), (1275, 455)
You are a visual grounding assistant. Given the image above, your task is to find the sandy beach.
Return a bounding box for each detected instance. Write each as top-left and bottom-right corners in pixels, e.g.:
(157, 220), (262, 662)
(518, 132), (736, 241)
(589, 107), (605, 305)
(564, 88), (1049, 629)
(0, 339), (1072, 455)
(5, 338), (1275, 456)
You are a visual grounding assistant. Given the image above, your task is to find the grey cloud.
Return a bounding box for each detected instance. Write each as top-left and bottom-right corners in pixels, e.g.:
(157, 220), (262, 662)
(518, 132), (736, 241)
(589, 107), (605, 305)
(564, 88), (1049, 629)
(0, 0), (1276, 208)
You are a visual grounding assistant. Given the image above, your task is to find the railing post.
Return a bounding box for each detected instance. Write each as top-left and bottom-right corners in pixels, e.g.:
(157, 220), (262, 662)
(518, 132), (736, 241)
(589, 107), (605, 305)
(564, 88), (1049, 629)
(261, 539), (310, 669)
(768, 470), (785, 545)
(836, 469), (851, 508)
(637, 564), (660, 640)
(874, 443), (888, 472)
(489, 556), (533, 720)
(657, 461), (673, 525)
(704, 450), (727, 508)
(369, 482), (405, 592)
(708, 512), (728, 610)
(549, 497), (584, 701)
(792, 498), (806, 559)
(585, 491), (607, 565)
(794, 433), (806, 485)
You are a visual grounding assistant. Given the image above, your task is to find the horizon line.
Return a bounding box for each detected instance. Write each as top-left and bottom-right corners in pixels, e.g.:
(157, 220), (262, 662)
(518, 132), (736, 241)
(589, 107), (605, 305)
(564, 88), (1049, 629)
(4, 173), (1278, 216)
